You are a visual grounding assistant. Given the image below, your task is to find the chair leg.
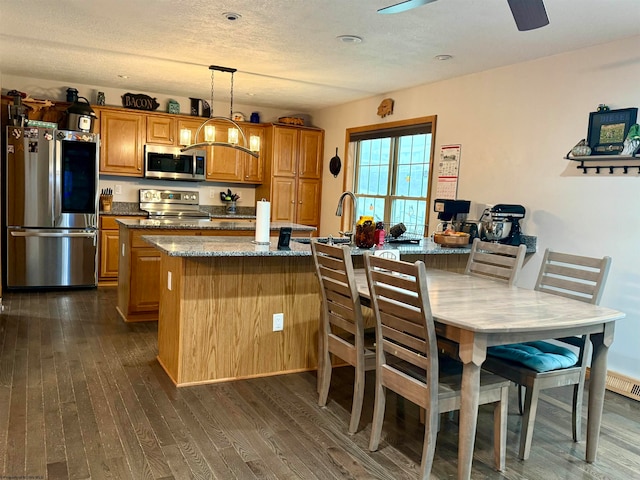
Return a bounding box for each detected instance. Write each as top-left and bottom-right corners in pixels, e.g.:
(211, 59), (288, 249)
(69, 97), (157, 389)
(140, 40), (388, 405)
(317, 349), (332, 407)
(419, 407), (439, 480)
(572, 382), (584, 442)
(518, 384), (524, 415)
(493, 385), (508, 471)
(519, 382), (541, 460)
(368, 383), (387, 451)
(349, 364), (365, 434)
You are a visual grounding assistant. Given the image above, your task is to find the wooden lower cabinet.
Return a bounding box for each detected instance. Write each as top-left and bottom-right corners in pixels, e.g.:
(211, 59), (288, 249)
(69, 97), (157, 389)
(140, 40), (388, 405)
(117, 226), (258, 322)
(99, 216), (145, 284)
(129, 248), (161, 313)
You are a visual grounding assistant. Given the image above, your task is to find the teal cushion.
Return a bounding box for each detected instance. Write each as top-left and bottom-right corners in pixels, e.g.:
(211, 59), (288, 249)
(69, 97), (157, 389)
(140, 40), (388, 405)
(488, 341), (578, 373)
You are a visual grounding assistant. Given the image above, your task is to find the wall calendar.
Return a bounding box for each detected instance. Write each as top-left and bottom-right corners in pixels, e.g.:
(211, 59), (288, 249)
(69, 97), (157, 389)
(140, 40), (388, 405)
(435, 144), (461, 199)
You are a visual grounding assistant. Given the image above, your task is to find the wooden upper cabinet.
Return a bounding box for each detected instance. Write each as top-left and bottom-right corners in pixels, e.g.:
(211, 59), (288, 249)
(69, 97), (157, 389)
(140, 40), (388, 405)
(272, 127), (299, 177)
(298, 129), (323, 179)
(146, 115), (175, 145)
(177, 118), (206, 145)
(272, 126), (323, 179)
(99, 109), (145, 176)
(207, 122), (265, 184)
(242, 124), (265, 183)
(255, 124), (324, 229)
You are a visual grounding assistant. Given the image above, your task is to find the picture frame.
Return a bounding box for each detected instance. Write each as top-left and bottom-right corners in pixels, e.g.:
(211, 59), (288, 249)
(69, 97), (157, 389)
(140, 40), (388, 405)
(587, 107), (638, 155)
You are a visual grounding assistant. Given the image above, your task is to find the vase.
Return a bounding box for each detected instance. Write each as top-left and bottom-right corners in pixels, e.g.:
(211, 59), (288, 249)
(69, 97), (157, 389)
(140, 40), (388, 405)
(226, 201), (237, 215)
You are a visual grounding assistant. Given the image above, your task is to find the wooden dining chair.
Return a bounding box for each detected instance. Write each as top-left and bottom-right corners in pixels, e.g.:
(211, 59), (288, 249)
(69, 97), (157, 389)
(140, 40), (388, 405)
(482, 249), (611, 460)
(465, 238), (527, 286)
(311, 241), (376, 434)
(364, 253), (510, 478)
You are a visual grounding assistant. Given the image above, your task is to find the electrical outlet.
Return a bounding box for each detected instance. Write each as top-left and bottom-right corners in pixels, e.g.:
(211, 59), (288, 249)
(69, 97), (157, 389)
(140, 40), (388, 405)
(167, 271), (172, 291)
(273, 313), (284, 331)
(114, 184), (122, 195)
(210, 188), (216, 198)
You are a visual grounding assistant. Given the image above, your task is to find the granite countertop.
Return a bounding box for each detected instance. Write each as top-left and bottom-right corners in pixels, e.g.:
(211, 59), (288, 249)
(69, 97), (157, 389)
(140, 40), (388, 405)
(117, 217), (317, 232)
(100, 201), (258, 220)
(141, 235), (537, 258)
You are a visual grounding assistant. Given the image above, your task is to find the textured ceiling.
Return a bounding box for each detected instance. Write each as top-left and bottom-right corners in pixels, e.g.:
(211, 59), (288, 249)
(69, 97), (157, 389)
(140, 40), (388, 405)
(1, 0), (638, 111)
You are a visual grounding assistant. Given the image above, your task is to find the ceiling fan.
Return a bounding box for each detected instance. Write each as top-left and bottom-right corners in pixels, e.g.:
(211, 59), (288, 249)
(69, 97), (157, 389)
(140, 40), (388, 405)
(377, 0), (549, 31)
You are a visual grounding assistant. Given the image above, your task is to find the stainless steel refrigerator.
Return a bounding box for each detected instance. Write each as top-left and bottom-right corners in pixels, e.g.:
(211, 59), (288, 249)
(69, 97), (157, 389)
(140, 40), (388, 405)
(5, 127), (100, 288)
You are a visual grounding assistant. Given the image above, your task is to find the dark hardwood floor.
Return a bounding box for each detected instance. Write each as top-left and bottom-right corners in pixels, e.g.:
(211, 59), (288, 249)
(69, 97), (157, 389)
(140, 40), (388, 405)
(0, 287), (638, 479)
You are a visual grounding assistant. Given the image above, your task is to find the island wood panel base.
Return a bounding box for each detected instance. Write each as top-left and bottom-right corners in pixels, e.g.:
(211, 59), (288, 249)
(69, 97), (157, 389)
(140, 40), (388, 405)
(118, 225), (315, 322)
(157, 253), (321, 386)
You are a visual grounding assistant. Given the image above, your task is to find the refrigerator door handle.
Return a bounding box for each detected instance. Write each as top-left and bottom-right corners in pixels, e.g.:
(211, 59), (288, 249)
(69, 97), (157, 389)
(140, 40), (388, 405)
(52, 136), (61, 225)
(10, 231), (97, 238)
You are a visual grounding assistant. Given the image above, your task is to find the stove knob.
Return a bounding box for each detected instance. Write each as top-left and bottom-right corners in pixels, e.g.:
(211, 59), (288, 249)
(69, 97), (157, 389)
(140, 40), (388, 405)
(143, 192), (151, 200)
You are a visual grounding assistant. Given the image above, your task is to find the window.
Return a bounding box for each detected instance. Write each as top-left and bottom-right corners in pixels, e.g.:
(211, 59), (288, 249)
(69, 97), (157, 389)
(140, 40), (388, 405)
(348, 117), (435, 236)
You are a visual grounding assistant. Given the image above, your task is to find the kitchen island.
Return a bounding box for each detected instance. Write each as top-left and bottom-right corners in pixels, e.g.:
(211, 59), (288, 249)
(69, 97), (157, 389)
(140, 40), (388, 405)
(143, 235), (536, 386)
(116, 218), (317, 323)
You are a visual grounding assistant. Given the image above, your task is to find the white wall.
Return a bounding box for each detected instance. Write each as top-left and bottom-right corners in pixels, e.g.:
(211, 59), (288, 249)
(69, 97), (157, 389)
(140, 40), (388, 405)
(1, 74), (291, 207)
(313, 35), (640, 379)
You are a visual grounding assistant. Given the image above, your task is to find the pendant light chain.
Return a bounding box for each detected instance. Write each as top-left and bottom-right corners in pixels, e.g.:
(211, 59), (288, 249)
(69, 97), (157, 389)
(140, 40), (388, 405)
(229, 70), (235, 119)
(210, 68), (215, 118)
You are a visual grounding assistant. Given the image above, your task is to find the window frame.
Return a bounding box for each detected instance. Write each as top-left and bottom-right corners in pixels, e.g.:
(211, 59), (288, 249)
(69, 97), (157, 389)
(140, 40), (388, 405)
(342, 115), (437, 236)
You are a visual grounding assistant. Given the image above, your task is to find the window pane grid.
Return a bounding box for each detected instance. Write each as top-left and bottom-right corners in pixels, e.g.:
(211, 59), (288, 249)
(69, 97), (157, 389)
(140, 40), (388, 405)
(353, 126), (432, 236)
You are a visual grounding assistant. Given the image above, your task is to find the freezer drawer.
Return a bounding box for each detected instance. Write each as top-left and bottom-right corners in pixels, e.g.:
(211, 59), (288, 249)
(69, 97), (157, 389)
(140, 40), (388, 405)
(6, 228), (98, 288)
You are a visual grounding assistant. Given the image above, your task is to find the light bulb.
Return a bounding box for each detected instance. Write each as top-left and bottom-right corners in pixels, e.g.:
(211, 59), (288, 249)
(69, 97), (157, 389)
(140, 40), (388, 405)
(228, 128), (239, 145)
(204, 125), (216, 142)
(179, 128), (192, 146)
(249, 135), (261, 152)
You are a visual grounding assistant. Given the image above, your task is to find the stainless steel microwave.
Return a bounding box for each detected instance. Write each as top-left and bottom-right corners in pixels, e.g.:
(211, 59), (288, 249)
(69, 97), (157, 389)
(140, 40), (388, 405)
(144, 145), (206, 181)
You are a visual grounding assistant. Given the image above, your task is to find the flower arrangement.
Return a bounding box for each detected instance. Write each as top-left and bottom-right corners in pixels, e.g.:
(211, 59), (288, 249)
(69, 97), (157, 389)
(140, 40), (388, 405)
(219, 189), (240, 202)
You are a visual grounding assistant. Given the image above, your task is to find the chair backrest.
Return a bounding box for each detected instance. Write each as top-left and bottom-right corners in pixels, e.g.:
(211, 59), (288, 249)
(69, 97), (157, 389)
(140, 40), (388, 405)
(311, 241), (364, 348)
(464, 238), (527, 286)
(534, 249), (611, 305)
(363, 253), (439, 408)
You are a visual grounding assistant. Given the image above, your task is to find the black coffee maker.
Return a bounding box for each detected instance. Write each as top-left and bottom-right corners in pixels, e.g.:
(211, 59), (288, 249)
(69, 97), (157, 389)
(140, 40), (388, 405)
(433, 199), (471, 229)
(433, 199), (484, 243)
(483, 204), (526, 245)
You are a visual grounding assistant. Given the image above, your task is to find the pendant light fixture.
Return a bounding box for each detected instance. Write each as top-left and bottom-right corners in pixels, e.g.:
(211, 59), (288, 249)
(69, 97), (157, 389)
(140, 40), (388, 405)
(180, 65), (260, 158)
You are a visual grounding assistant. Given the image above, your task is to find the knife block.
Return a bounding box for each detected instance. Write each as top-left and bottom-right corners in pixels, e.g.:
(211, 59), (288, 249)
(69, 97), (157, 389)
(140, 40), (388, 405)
(100, 195), (113, 212)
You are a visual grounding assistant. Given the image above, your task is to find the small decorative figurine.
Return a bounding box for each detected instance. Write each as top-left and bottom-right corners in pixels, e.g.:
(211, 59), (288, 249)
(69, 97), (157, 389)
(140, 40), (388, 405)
(168, 100), (180, 114)
(621, 124), (640, 156)
(377, 98), (394, 118)
(571, 138), (592, 157)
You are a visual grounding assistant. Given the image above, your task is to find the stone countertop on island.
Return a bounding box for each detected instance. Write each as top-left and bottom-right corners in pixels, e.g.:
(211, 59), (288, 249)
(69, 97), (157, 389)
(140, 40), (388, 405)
(117, 218), (317, 232)
(142, 235), (537, 258)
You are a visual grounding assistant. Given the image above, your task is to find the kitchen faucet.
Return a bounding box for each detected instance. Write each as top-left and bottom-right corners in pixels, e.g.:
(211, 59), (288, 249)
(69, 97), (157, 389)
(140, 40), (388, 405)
(335, 191), (358, 244)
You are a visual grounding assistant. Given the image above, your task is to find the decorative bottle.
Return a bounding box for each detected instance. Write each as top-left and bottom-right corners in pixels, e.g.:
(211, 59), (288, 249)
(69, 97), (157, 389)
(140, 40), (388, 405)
(374, 222), (385, 246)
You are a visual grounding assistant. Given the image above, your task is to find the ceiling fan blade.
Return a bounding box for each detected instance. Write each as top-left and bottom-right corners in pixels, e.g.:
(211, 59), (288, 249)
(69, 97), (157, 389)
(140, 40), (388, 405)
(507, 0), (549, 31)
(377, 0), (437, 15)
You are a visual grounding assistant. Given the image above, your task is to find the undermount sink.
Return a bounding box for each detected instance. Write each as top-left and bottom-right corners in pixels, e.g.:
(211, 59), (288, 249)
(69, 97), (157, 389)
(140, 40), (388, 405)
(293, 236), (351, 245)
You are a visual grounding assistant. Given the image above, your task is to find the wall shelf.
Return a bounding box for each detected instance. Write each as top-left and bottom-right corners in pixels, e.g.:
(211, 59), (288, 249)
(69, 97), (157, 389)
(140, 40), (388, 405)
(565, 154), (640, 174)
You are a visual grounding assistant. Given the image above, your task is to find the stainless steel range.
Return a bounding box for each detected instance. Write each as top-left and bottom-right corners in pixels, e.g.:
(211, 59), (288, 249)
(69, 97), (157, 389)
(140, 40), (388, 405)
(139, 189), (211, 219)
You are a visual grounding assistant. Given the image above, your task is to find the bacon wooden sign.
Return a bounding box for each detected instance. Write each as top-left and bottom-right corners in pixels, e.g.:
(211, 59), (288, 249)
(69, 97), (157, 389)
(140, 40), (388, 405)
(122, 93), (159, 111)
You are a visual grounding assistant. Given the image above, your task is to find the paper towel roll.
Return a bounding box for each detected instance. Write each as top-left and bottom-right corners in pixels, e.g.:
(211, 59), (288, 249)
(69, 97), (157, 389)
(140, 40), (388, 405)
(255, 199), (271, 244)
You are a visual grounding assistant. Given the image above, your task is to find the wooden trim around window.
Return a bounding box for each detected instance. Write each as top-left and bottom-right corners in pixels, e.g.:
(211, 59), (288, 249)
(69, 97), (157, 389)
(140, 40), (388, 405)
(341, 115), (438, 234)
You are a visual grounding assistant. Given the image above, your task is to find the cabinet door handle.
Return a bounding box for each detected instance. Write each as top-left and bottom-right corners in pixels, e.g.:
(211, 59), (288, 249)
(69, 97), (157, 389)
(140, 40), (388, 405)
(299, 201), (303, 204)
(291, 200), (295, 204)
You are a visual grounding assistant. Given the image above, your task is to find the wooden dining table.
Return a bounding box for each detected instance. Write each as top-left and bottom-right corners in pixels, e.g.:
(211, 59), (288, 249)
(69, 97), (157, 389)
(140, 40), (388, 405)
(354, 267), (625, 480)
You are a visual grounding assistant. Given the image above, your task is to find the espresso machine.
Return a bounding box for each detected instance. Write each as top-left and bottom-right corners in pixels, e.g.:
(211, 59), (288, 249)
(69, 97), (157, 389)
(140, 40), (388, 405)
(433, 199), (471, 231)
(481, 204), (526, 245)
